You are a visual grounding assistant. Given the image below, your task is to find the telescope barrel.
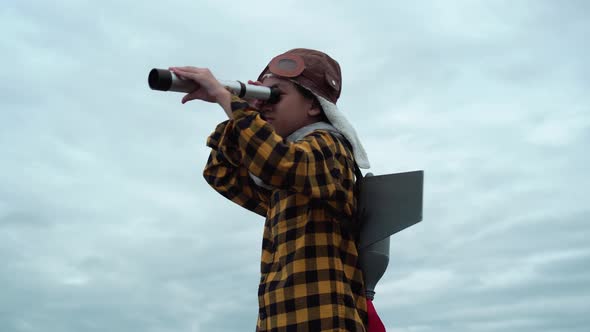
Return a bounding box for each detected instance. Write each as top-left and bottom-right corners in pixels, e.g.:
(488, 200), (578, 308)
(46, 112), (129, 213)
(148, 68), (280, 104)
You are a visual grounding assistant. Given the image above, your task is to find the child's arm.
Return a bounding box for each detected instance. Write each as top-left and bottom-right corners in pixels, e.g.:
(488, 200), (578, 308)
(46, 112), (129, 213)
(203, 120), (271, 217)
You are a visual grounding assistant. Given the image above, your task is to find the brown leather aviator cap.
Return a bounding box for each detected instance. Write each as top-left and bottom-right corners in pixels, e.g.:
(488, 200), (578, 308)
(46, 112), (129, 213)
(257, 48), (342, 104)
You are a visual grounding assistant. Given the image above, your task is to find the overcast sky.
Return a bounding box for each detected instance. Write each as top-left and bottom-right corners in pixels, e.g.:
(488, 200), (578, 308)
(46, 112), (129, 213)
(1, 1), (589, 331)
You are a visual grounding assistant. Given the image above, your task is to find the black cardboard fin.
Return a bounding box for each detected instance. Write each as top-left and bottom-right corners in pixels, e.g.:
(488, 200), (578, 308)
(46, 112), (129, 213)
(358, 170), (424, 249)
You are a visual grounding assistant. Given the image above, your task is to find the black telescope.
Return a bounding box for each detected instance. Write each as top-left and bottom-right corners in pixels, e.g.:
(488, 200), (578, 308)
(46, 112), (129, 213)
(148, 68), (280, 104)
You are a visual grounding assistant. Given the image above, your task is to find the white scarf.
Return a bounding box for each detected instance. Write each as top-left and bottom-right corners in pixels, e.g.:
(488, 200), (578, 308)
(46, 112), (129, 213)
(315, 95), (370, 169)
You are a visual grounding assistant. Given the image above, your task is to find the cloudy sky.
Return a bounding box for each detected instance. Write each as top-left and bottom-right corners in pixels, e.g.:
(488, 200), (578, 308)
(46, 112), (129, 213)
(1, 0), (589, 331)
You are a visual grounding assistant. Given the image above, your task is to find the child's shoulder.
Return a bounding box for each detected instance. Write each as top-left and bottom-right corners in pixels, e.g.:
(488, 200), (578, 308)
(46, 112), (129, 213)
(302, 130), (354, 158)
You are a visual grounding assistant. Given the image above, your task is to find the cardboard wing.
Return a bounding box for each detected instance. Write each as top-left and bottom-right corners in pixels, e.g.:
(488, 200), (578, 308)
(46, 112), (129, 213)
(357, 170), (424, 249)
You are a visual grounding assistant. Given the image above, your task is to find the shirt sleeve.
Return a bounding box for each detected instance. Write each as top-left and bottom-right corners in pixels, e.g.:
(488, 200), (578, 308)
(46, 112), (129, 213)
(203, 119), (271, 217)
(228, 95), (354, 200)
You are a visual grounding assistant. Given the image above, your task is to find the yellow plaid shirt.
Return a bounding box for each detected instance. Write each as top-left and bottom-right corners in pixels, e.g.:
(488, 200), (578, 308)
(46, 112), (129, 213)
(203, 96), (367, 331)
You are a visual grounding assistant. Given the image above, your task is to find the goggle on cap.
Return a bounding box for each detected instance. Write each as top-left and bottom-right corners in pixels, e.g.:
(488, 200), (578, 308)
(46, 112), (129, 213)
(257, 48), (342, 104)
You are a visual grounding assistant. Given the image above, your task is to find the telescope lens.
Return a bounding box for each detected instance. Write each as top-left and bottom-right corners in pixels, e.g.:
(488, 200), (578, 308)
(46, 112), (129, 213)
(266, 88), (281, 104)
(148, 68), (172, 91)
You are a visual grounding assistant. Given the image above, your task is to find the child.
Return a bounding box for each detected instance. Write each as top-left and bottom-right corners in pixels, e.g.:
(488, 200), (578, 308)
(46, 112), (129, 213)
(170, 48), (371, 331)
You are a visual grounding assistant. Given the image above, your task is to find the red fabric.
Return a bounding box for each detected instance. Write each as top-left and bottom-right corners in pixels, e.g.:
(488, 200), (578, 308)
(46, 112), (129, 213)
(366, 299), (386, 332)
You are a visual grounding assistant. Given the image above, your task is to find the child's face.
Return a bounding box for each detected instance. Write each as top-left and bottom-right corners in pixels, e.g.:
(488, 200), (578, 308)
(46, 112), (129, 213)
(258, 77), (320, 137)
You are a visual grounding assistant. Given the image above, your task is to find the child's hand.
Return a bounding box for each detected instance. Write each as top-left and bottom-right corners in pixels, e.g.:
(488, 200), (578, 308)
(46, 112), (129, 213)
(169, 66), (229, 105)
(169, 66), (233, 118)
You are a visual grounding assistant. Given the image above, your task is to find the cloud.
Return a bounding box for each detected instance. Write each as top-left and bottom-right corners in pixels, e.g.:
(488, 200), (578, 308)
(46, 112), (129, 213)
(1, 0), (589, 331)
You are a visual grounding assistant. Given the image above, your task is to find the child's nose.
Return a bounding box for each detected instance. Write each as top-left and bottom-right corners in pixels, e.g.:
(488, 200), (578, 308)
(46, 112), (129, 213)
(258, 101), (273, 112)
